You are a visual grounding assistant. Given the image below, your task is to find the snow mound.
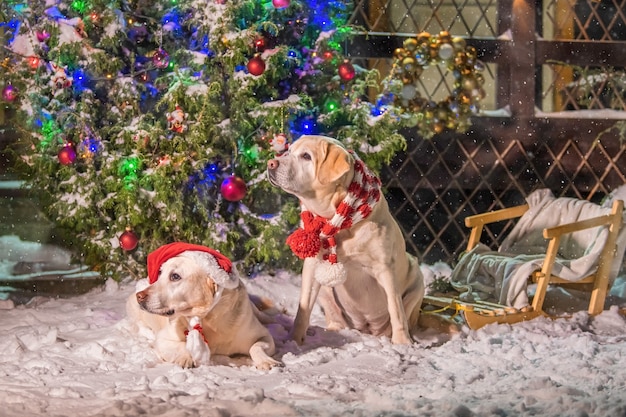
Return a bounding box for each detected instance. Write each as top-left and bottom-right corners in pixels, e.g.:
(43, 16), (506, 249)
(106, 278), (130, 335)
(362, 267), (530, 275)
(1, 270), (626, 416)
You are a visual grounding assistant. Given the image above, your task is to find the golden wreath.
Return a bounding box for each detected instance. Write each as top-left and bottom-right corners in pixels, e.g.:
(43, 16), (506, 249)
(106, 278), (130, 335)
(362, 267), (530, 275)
(383, 31), (486, 138)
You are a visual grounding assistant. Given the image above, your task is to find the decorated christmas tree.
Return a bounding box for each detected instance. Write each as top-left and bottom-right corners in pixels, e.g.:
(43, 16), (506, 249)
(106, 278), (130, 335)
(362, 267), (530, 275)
(0, 0), (409, 279)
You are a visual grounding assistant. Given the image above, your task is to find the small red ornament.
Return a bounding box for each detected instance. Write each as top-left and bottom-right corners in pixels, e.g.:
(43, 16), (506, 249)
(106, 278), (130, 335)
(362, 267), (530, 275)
(138, 72), (150, 83)
(220, 175), (247, 202)
(119, 228), (139, 251)
(152, 48), (170, 69)
(272, 0), (290, 8)
(247, 55), (266, 76)
(2, 84), (17, 102)
(58, 146), (76, 165)
(215, 0), (226, 3)
(28, 56), (41, 70)
(254, 37), (266, 52)
(338, 60), (356, 81)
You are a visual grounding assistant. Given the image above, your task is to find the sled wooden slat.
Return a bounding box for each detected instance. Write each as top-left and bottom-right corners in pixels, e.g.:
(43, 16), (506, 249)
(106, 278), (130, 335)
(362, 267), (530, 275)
(423, 295), (544, 329)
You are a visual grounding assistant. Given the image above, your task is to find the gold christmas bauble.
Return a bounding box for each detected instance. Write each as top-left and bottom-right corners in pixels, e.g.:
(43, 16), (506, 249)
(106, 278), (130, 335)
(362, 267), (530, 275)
(461, 76), (477, 91)
(452, 37), (466, 51)
(393, 48), (407, 60)
(438, 31), (452, 44)
(417, 31), (431, 45)
(436, 108), (449, 121)
(402, 57), (417, 73)
(403, 38), (418, 52)
(454, 53), (468, 66)
(466, 46), (477, 60)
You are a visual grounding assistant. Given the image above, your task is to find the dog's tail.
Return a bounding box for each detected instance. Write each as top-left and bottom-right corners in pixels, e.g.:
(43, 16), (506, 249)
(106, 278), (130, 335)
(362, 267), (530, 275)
(249, 294), (285, 324)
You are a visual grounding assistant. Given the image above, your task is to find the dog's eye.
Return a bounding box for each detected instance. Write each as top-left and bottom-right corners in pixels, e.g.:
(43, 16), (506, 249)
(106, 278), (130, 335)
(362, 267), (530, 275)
(170, 272), (182, 282)
(300, 152), (311, 161)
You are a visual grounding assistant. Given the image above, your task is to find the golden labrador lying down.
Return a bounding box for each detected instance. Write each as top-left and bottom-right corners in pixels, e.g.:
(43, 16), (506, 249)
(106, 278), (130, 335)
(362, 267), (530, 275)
(267, 135), (425, 345)
(126, 242), (281, 369)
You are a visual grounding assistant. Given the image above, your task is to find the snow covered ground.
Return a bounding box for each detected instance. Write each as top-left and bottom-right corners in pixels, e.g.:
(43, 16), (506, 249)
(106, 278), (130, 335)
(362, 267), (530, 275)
(1, 237), (626, 416)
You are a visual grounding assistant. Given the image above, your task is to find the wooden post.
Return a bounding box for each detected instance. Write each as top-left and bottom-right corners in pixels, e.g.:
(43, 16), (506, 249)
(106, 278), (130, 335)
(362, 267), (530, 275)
(367, 0), (390, 101)
(509, 0), (537, 121)
(553, 0), (575, 111)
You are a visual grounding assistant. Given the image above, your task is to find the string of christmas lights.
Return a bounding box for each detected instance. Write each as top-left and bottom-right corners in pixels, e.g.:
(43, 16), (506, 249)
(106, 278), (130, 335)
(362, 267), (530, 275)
(0, 0), (477, 278)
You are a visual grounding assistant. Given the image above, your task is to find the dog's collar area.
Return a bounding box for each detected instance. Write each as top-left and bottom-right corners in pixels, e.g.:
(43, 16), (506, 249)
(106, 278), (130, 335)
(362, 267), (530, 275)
(184, 321), (209, 345)
(184, 315), (212, 366)
(286, 155), (381, 287)
(182, 285), (224, 346)
(288, 156), (381, 258)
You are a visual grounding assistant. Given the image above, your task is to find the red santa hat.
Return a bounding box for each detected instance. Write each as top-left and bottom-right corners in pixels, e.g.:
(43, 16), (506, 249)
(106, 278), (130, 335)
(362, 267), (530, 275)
(147, 242), (239, 289)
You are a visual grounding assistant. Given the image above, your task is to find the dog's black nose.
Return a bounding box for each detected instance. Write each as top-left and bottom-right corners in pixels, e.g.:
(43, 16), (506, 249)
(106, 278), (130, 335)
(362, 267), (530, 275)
(267, 158), (279, 170)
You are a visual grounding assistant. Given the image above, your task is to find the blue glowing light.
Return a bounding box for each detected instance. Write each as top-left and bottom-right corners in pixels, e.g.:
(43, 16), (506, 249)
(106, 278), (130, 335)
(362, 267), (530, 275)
(0, 19), (20, 43)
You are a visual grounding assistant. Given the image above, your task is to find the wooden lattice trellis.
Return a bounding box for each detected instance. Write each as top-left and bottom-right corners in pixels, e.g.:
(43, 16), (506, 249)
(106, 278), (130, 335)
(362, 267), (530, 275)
(381, 123), (626, 264)
(347, 0), (626, 264)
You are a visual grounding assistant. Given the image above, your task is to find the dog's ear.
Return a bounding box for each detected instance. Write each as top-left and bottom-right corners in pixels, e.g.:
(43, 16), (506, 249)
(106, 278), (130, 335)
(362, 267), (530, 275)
(183, 250), (239, 289)
(317, 141), (352, 185)
(206, 277), (218, 295)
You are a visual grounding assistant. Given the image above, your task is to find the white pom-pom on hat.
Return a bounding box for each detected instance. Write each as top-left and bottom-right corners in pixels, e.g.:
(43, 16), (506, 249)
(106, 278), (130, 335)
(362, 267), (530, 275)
(147, 242), (239, 289)
(181, 251), (239, 289)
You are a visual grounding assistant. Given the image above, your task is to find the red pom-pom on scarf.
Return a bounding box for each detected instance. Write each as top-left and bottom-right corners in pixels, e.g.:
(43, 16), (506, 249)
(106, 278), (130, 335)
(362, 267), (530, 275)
(286, 228), (321, 259)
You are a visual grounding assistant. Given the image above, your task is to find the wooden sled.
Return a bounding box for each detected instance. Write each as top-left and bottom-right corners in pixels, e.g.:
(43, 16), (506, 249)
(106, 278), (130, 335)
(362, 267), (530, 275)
(422, 196), (625, 330)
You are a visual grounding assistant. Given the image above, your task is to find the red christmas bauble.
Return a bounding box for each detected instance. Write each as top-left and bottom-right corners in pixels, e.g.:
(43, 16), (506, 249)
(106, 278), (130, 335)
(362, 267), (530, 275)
(247, 55), (266, 76)
(28, 56), (41, 70)
(272, 0), (290, 8)
(220, 175), (247, 202)
(119, 229), (139, 251)
(58, 146), (76, 165)
(338, 60), (356, 81)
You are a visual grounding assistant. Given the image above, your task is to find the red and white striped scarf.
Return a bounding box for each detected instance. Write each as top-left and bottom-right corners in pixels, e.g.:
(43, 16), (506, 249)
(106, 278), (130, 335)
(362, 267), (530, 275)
(286, 153), (381, 286)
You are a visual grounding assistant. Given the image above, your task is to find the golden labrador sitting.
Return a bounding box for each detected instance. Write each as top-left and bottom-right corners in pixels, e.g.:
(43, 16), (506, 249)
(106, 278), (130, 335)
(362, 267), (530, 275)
(267, 135), (425, 345)
(126, 243), (281, 369)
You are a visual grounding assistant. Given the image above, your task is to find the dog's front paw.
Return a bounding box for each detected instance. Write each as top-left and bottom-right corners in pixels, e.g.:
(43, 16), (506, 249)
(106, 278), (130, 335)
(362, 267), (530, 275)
(392, 331), (413, 345)
(326, 321), (345, 331)
(289, 327), (308, 345)
(172, 351), (196, 368)
(255, 357), (283, 371)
